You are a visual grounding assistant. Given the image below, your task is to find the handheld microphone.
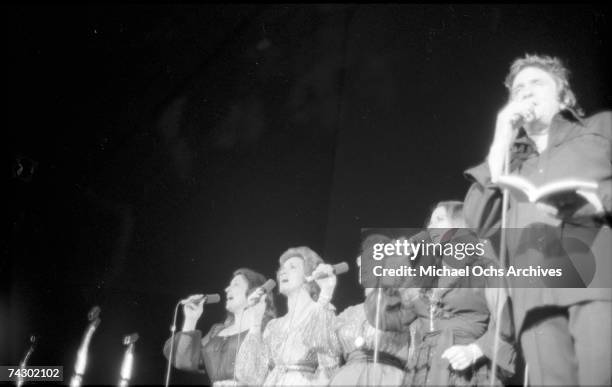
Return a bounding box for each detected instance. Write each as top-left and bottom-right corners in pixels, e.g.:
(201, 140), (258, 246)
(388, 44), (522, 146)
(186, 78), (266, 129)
(179, 293), (221, 305)
(247, 279), (276, 307)
(167, 293), (221, 387)
(511, 106), (536, 128)
(306, 262), (349, 282)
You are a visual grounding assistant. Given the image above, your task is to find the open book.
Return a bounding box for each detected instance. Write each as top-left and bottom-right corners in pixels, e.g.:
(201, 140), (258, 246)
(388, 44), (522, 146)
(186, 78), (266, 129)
(495, 174), (604, 213)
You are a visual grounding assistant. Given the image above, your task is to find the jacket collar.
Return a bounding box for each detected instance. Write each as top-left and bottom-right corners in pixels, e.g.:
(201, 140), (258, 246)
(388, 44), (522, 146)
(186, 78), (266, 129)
(514, 108), (585, 150)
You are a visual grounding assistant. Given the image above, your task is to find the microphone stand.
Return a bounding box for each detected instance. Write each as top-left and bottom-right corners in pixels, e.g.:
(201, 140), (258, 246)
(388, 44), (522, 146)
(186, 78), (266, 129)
(373, 287), (382, 365)
(118, 333), (139, 387)
(164, 301), (181, 387)
(70, 306), (101, 387)
(16, 335), (37, 387)
(369, 287), (383, 387)
(489, 148), (512, 387)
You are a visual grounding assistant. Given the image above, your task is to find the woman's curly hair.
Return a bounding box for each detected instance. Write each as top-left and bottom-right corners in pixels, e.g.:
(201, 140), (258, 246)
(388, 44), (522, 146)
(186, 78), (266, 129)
(224, 267), (276, 329)
(278, 246), (324, 301)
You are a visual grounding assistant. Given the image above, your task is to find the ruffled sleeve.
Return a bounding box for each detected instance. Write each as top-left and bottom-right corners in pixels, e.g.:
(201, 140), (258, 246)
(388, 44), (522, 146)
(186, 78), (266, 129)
(162, 330), (206, 372)
(303, 302), (340, 353)
(463, 161), (504, 244)
(234, 321), (274, 385)
(333, 304), (361, 354)
(303, 302), (342, 381)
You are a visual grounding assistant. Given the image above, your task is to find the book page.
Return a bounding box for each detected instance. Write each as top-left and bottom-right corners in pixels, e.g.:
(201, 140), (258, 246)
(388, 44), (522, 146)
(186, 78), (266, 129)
(533, 179), (598, 202)
(495, 174), (535, 202)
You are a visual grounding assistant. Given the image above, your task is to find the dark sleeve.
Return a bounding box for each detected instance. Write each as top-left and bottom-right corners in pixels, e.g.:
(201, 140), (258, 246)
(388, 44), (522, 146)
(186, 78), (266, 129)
(474, 283), (516, 377)
(464, 161), (492, 187)
(364, 288), (418, 332)
(569, 112), (612, 219)
(595, 112), (612, 216)
(463, 162), (504, 242)
(162, 330), (206, 372)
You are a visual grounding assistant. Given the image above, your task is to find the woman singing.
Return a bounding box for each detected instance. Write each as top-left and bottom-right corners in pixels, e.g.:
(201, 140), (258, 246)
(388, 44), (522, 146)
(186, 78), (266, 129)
(365, 201), (516, 386)
(163, 268), (276, 386)
(234, 246), (341, 386)
(329, 238), (412, 387)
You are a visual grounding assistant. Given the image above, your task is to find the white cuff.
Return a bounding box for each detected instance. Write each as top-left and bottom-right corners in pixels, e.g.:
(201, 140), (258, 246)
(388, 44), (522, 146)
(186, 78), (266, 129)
(468, 343), (484, 361)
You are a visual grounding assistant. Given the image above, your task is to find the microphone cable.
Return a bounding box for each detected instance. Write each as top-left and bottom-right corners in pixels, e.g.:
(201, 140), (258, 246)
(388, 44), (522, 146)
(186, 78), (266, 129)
(164, 300), (182, 387)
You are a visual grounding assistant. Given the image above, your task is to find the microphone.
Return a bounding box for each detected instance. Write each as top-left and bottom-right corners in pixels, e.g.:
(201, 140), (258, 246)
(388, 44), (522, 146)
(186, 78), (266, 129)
(20, 335), (37, 365)
(510, 105), (536, 128)
(70, 306), (101, 387)
(118, 333), (139, 387)
(88, 306), (101, 321)
(179, 293), (221, 305)
(306, 262), (349, 282)
(17, 335), (38, 387)
(166, 293), (222, 387)
(247, 279), (276, 307)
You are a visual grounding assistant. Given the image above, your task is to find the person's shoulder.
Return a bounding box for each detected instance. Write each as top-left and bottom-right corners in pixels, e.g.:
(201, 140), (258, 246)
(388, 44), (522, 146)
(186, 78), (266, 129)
(585, 110), (612, 123)
(581, 110), (612, 139)
(260, 316), (280, 336)
(339, 303), (364, 319)
(267, 315), (281, 324)
(207, 323), (225, 337)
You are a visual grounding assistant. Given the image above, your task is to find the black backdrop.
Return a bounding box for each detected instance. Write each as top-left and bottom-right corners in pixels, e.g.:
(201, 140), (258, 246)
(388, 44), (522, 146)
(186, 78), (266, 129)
(5, 4), (611, 385)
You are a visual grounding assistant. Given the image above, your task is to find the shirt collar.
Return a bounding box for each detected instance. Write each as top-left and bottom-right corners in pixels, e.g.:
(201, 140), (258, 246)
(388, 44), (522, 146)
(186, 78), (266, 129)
(560, 107), (586, 126)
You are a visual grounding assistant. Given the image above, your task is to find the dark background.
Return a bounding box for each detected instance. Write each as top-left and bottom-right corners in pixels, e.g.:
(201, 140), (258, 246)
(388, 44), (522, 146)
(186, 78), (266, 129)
(5, 4), (611, 385)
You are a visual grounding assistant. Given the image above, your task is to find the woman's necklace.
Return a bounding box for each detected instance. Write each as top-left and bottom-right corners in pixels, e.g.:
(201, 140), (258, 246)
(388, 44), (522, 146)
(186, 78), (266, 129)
(425, 288), (446, 332)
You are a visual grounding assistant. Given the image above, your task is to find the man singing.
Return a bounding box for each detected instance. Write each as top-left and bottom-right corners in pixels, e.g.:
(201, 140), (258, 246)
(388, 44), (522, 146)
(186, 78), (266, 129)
(463, 54), (611, 386)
